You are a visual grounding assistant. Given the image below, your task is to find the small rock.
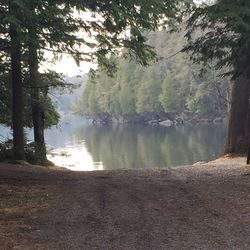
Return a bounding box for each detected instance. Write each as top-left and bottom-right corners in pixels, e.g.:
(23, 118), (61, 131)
(174, 117), (184, 124)
(159, 119), (173, 126)
(148, 119), (159, 125)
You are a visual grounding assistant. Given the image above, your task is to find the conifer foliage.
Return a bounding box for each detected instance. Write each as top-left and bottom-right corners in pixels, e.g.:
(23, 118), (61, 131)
(184, 0), (250, 155)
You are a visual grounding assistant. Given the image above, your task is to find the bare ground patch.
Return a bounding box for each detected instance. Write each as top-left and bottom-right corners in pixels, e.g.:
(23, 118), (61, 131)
(0, 162), (250, 249)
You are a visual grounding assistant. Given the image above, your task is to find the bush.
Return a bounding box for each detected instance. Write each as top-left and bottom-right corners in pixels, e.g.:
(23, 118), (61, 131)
(0, 139), (14, 161)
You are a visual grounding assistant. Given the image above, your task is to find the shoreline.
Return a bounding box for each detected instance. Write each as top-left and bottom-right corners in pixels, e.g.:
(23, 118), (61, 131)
(0, 155), (248, 173)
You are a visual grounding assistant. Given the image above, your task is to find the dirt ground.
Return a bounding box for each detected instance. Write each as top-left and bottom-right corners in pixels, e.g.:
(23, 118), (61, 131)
(0, 159), (250, 250)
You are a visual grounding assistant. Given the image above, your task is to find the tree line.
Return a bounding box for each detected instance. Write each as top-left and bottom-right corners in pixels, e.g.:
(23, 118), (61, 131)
(80, 30), (230, 117)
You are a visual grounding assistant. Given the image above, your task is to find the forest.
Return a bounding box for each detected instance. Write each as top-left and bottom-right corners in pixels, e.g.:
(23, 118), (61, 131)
(79, 30), (230, 118)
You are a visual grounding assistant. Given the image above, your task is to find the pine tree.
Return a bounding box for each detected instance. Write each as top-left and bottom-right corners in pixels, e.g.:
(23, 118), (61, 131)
(9, 0), (26, 160)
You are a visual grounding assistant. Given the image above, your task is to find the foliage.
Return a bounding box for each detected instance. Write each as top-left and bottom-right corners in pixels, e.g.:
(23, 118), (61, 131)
(59, 0), (192, 72)
(0, 71), (64, 128)
(0, 139), (13, 161)
(160, 75), (184, 112)
(0, 139), (45, 164)
(184, 0), (250, 78)
(183, 0), (250, 155)
(81, 30), (230, 116)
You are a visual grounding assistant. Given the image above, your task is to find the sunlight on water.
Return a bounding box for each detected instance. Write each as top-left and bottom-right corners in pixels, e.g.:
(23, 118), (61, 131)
(47, 143), (104, 171)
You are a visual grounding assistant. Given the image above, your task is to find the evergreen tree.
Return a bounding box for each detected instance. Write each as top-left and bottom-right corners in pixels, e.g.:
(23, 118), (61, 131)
(136, 68), (163, 113)
(8, 0), (26, 160)
(184, 0), (250, 154)
(160, 75), (183, 112)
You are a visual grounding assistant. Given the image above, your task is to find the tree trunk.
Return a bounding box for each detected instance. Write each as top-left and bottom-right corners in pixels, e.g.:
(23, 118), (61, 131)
(225, 73), (250, 155)
(28, 3), (47, 165)
(29, 50), (47, 164)
(9, 2), (25, 160)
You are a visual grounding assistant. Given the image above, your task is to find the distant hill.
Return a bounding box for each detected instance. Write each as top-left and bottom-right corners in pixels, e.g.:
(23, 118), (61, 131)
(50, 74), (88, 115)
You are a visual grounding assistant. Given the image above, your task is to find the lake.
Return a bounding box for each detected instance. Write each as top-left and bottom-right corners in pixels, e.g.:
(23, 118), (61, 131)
(0, 116), (227, 171)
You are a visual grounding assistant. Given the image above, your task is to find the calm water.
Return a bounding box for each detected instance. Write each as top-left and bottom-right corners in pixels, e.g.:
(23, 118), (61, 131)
(0, 116), (227, 171)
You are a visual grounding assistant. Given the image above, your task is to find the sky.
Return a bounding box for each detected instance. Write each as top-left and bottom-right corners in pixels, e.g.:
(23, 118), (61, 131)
(41, 11), (98, 77)
(41, 53), (97, 77)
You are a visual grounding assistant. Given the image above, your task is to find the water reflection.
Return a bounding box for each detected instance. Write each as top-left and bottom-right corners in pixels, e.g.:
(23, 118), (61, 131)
(48, 144), (104, 171)
(45, 119), (227, 171)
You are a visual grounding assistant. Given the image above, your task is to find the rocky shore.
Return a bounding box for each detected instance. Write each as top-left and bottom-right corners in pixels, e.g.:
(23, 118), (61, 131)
(90, 112), (226, 126)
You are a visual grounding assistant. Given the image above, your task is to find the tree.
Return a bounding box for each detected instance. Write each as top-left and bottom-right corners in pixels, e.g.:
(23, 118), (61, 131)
(8, 0), (26, 160)
(2, 0), (188, 162)
(24, 0), (80, 163)
(184, 0), (250, 154)
(136, 68), (163, 112)
(61, 0), (188, 68)
(0, 0), (77, 162)
(160, 75), (183, 112)
(26, 1), (47, 164)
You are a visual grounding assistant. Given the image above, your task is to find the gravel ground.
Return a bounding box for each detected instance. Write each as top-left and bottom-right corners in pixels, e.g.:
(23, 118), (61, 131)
(0, 159), (250, 250)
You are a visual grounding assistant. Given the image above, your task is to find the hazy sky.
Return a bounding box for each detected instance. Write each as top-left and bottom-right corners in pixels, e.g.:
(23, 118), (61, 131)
(41, 11), (98, 77)
(41, 52), (97, 77)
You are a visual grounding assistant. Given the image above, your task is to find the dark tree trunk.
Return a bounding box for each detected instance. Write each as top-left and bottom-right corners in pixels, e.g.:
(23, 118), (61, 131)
(225, 73), (250, 155)
(29, 50), (47, 164)
(28, 3), (47, 164)
(247, 142), (250, 164)
(9, 2), (25, 160)
(31, 102), (47, 164)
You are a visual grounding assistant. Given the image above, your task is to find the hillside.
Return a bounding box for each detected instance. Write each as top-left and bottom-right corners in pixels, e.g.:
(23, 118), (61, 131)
(79, 30), (230, 118)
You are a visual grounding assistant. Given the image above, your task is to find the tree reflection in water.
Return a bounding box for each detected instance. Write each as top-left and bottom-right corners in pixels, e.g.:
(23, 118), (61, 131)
(46, 121), (227, 171)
